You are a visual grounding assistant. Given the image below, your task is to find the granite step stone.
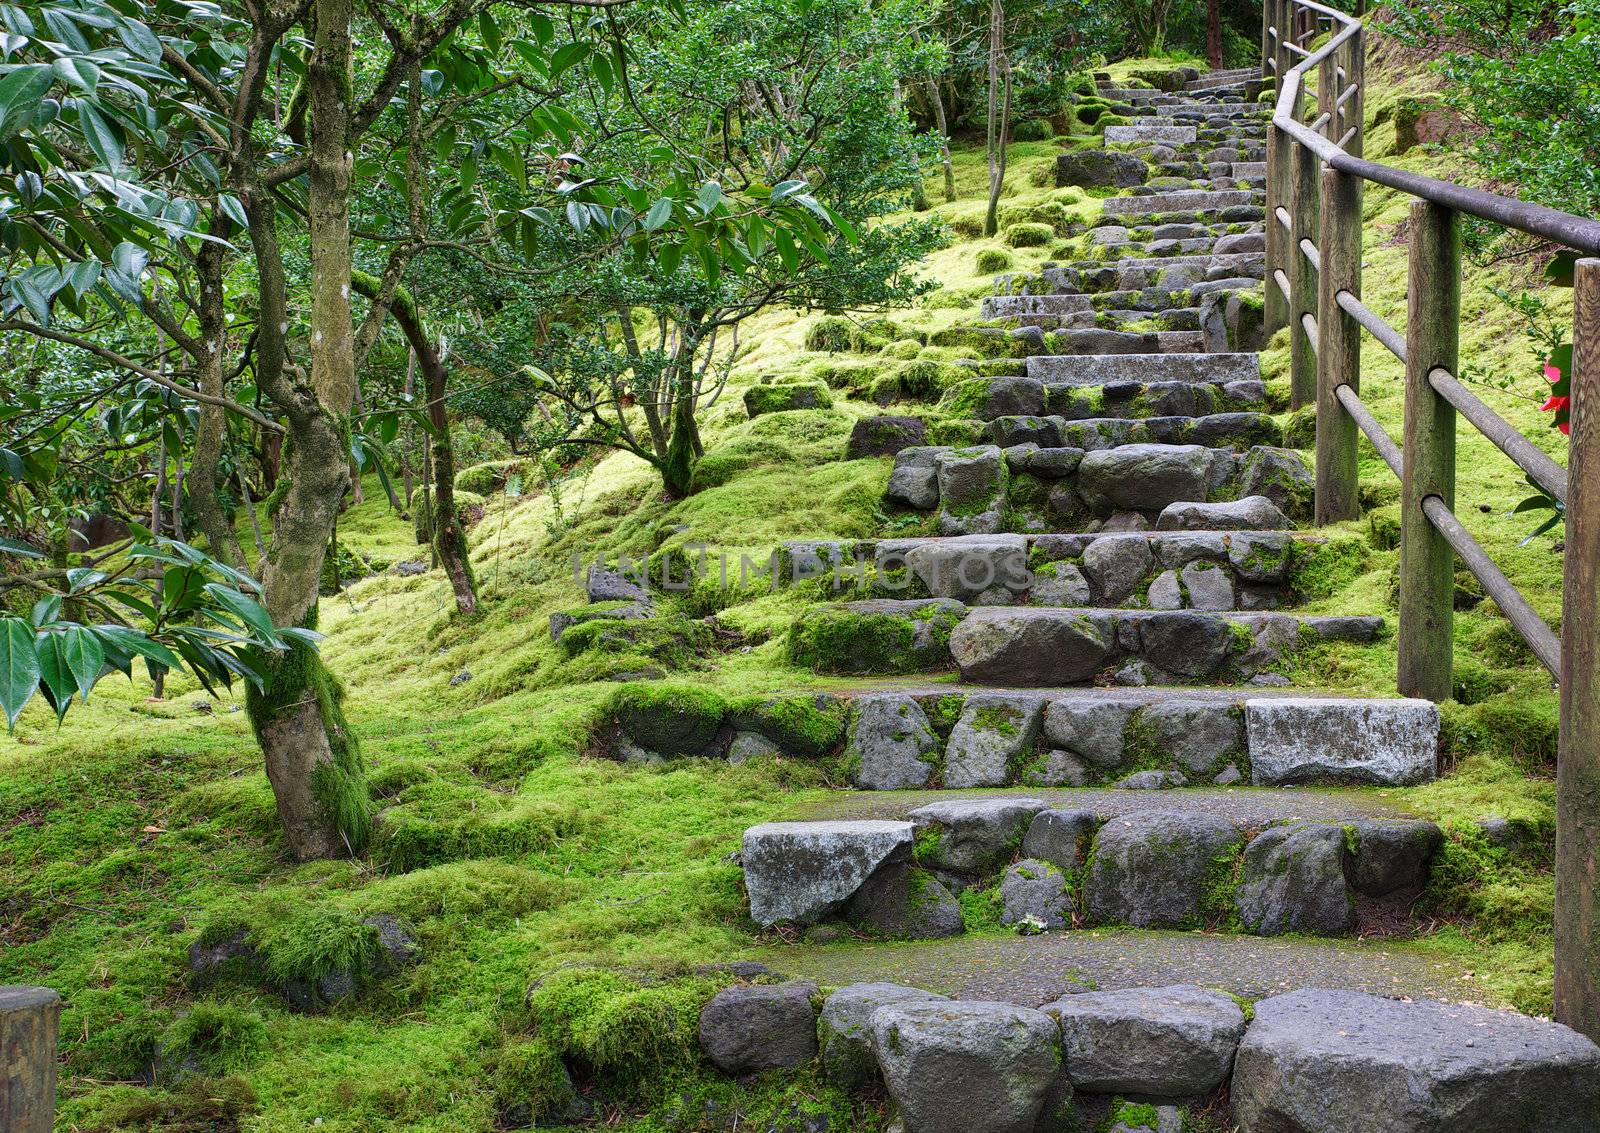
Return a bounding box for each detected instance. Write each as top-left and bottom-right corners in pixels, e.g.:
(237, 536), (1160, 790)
(1103, 190), (1257, 217)
(1027, 351), (1259, 385)
(1105, 124), (1199, 145)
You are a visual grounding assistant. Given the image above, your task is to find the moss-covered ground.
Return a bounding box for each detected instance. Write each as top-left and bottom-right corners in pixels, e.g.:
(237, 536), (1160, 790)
(0, 49), (1573, 1132)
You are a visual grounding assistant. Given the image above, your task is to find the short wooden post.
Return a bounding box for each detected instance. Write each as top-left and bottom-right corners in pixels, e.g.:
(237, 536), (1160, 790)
(1264, 75), (1301, 339)
(1317, 48), (1337, 139)
(1, 986), (61, 1133)
(1397, 200), (1459, 702)
(1314, 165), (1362, 523)
(1344, 30), (1365, 158)
(1289, 139), (1321, 409)
(1275, 0), (1293, 90)
(1557, 258), (1600, 1042)
(1260, 0), (1274, 81)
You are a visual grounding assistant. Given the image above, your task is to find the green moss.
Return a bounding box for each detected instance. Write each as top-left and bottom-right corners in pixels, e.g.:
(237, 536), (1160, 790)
(1003, 222), (1054, 248)
(557, 615), (716, 670)
(1011, 117), (1054, 142)
(372, 779), (588, 871)
(976, 248), (1014, 273)
(612, 681), (729, 755)
(743, 382), (834, 418)
(804, 316), (853, 353)
(454, 459), (530, 495)
(159, 1004), (268, 1079)
(1282, 405), (1317, 449)
(689, 437), (796, 493)
(729, 693), (848, 758)
(787, 603), (958, 675)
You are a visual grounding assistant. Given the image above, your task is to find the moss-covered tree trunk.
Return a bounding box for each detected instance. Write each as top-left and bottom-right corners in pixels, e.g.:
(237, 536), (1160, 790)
(246, 0), (370, 861)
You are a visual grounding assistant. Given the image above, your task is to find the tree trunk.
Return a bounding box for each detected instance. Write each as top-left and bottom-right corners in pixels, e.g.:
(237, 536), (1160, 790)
(189, 244), (247, 569)
(928, 78), (957, 203)
(983, 0), (1003, 237)
(1206, 0), (1223, 69)
(247, 0), (369, 862)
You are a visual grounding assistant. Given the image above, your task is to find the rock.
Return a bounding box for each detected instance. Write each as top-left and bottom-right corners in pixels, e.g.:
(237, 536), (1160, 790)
(588, 563), (652, 604)
(742, 821), (913, 926)
(1106, 1104), (1183, 1133)
(1213, 763), (1243, 785)
(1346, 820), (1443, 896)
(1085, 811), (1243, 928)
(1213, 232), (1265, 255)
(790, 598), (966, 675)
(1228, 532), (1295, 584)
(870, 1000), (1064, 1133)
(944, 694), (1045, 788)
(698, 981), (820, 1073)
(843, 860), (965, 940)
(1000, 859), (1073, 931)
(1238, 446), (1312, 521)
(1044, 984), (1246, 1096)
(937, 447), (1007, 535)
(1179, 562), (1235, 610)
(1021, 748), (1092, 787)
(187, 928), (262, 990)
(1136, 611), (1235, 677)
(1042, 700), (1131, 767)
(1141, 700), (1244, 777)
(1477, 815), (1542, 856)
(887, 446), (945, 510)
(904, 536), (1030, 603)
(1232, 989), (1600, 1132)
(728, 730), (783, 764)
(730, 693), (847, 758)
(1235, 824), (1354, 936)
(1078, 444), (1221, 514)
(1030, 562), (1093, 606)
(908, 798), (1050, 876)
(1113, 769), (1187, 789)
(1245, 698), (1439, 786)
(1058, 150), (1149, 189)
(845, 694), (941, 790)
(950, 609), (1116, 685)
(820, 984), (948, 1089)
(1021, 809), (1098, 872)
(1147, 570), (1182, 609)
(1083, 535), (1154, 605)
(1101, 511), (1151, 532)
(849, 415), (928, 459)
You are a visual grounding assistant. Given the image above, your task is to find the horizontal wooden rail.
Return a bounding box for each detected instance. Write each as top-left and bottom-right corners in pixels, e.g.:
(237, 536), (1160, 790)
(1334, 383), (1403, 476)
(1421, 494), (1562, 676)
(1428, 367), (1569, 503)
(1300, 238), (1321, 270)
(1302, 312), (1319, 352)
(1335, 290), (1406, 362)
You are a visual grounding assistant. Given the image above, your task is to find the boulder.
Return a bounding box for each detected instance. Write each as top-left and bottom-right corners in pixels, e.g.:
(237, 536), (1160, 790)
(843, 860), (965, 940)
(950, 609), (1117, 685)
(1030, 561), (1093, 607)
(1147, 570), (1182, 609)
(1179, 562), (1235, 610)
(728, 731), (782, 764)
(1113, 769), (1187, 789)
(1238, 446), (1312, 521)
(1140, 699), (1244, 777)
(1346, 819), (1443, 896)
(886, 447), (945, 510)
(745, 381), (832, 417)
(848, 415), (928, 459)
(870, 1000), (1064, 1133)
(1057, 150), (1149, 189)
(698, 981), (820, 1073)
(1084, 811), (1243, 928)
(587, 563), (652, 604)
(742, 820), (913, 925)
(819, 983), (948, 1089)
(1245, 698), (1438, 786)
(845, 694), (941, 791)
(908, 798), (1050, 876)
(1041, 700), (1131, 767)
(1044, 984), (1246, 1096)
(1021, 809), (1099, 872)
(789, 598), (966, 675)
(1228, 532), (1295, 584)
(937, 446), (1007, 535)
(1235, 824), (1355, 936)
(1000, 858), (1074, 930)
(904, 536), (1030, 603)
(944, 694), (1046, 788)
(1232, 989), (1600, 1132)
(1078, 444), (1221, 514)
(1083, 535), (1154, 605)
(730, 693), (847, 758)
(1021, 749), (1093, 787)
(1135, 611), (1236, 677)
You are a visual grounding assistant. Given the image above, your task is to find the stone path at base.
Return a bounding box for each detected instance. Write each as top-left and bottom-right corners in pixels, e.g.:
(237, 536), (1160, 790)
(790, 783), (1416, 827)
(758, 928), (1487, 1007)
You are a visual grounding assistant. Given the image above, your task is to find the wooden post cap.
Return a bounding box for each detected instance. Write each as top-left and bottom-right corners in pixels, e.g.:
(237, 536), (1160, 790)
(1, 985), (62, 1133)
(0, 986), (61, 1013)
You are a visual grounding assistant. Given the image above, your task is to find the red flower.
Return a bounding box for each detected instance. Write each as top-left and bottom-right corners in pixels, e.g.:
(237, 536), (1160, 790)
(1542, 395), (1570, 413)
(1560, 421), (1572, 435)
(1546, 363), (1564, 384)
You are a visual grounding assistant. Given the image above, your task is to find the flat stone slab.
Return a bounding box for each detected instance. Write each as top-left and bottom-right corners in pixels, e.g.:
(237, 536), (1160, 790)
(742, 820), (912, 926)
(1028, 352), (1259, 386)
(757, 929), (1489, 1008)
(1045, 984), (1245, 1097)
(1247, 697), (1439, 786)
(1233, 989), (1600, 1132)
(1104, 124), (1198, 144)
(1102, 189), (1255, 216)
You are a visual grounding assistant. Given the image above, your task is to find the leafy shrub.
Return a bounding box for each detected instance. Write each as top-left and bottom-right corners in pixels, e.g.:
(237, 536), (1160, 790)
(1011, 117), (1054, 141)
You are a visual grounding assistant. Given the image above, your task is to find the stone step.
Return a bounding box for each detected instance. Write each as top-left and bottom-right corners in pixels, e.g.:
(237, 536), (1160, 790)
(980, 293), (1094, 319)
(940, 372), (1268, 421)
(790, 598), (1377, 687)
(741, 789), (1442, 938)
(831, 522), (1303, 610)
(1103, 189), (1257, 217)
(984, 410), (1280, 453)
(1186, 68), (1260, 91)
(1045, 328), (1206, 354)
(1104, 124), (1198, 145)
(1027, 351), (1260, 385)
(999, 253), (1264, 297)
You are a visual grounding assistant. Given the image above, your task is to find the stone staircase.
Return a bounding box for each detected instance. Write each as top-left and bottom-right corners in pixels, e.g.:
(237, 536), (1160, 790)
(568, 70), (1600, 1133)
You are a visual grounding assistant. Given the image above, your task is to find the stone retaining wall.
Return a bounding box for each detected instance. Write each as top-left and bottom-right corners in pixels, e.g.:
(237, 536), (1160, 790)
(694, 979), (1600, 1133)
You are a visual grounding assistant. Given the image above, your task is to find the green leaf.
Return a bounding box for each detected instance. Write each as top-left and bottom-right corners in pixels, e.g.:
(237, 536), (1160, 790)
(202, 584), (283, 646)
(78, 101), (124, 170)
(643, 197), (673, 231)
(0, 618), (39, 729)
(52, 55), (99, 92)
(58, 624), (103, 701)
(0, 536), (43, 558)
(0, 65), (54, 140)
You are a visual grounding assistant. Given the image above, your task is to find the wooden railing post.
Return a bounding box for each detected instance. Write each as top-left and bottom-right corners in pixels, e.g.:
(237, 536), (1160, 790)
(1397, 200), (1459, 702)
(1314, 165), (1363, 523)
(1289, 140), (1321, 409)
(1264, 68), (1299, 339)
(1, 986), (61, 1133)
(1557, 257), (1600, 1042)
(1261, 0), (1274, 81)
(1345, 29), (1365, 158)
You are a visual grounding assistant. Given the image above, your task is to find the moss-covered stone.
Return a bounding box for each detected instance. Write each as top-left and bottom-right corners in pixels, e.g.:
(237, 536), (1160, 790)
(976, 248), (1014, 274)
(744, 382), (833, 418)
(804, 316), (854, 353)
(611, 682), (728, 754)
(1003, 222), (1054, 248)
(730, 693), (848, 758)
(787, 599), (964, 675)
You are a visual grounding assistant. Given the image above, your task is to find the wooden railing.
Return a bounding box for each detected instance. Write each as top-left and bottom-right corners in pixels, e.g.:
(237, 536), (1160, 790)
(1261, 0), (1600, 1040)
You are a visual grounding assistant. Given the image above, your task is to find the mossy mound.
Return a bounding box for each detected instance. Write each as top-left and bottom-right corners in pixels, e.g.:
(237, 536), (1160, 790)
(1003, 222), (1054, 248)
(744, 381), (834, 418)
(786, 600), (963, 675)
(730, 692), (848, 758)
(804, 315), (854, 353)
(611, 681), (729, 755)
